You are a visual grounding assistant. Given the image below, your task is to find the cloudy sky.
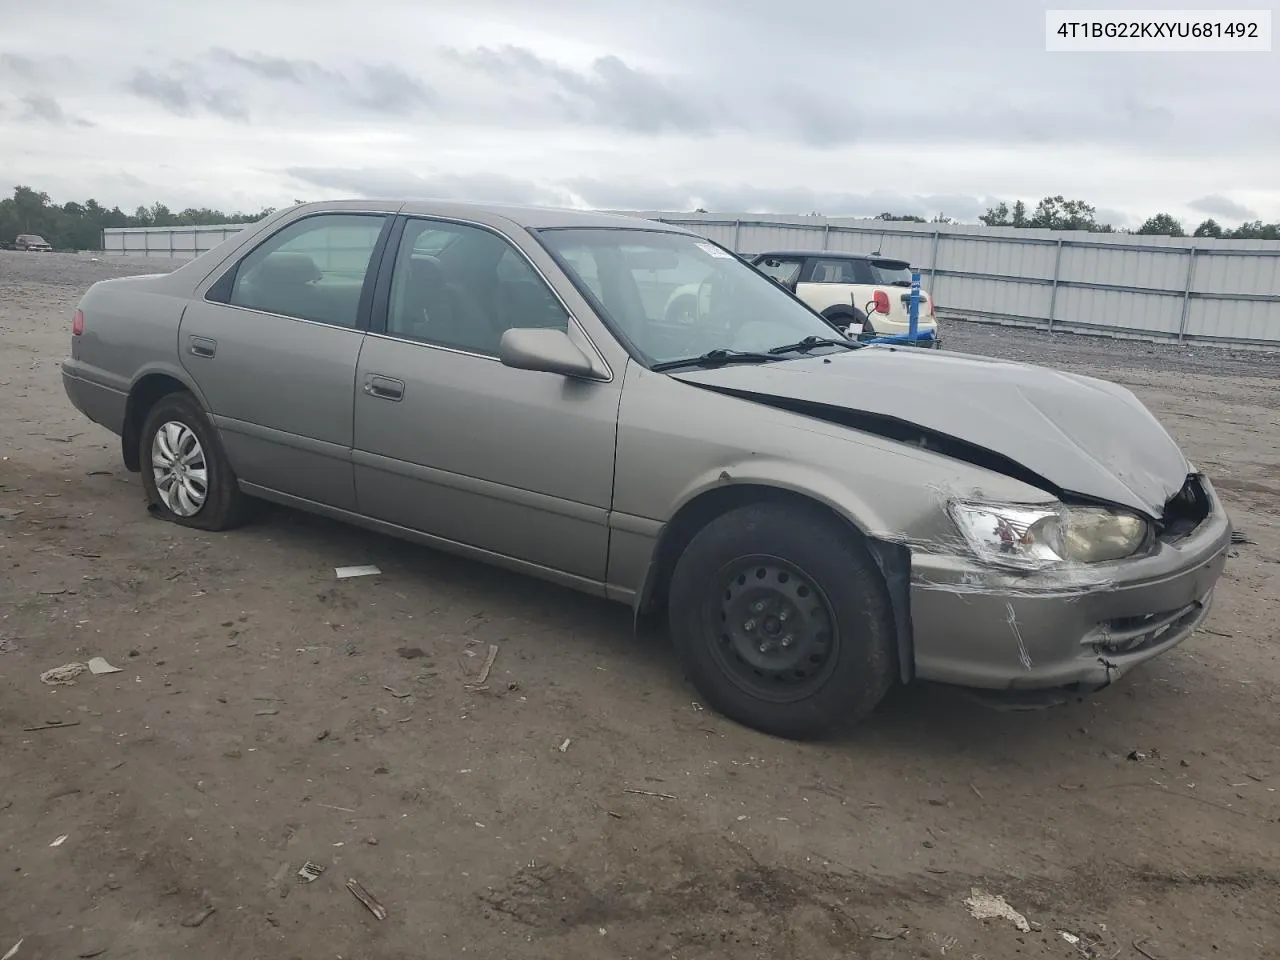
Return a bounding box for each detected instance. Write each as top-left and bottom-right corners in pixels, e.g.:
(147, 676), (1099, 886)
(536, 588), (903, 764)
(1, 0), (1277, 227)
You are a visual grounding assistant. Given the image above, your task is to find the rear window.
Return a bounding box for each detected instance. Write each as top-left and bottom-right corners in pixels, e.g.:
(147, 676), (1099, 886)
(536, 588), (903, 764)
(870, 260), (913, 286)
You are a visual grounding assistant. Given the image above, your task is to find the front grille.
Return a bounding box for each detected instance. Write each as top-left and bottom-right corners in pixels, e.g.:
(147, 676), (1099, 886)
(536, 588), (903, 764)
(1157, 474), (1211, 542)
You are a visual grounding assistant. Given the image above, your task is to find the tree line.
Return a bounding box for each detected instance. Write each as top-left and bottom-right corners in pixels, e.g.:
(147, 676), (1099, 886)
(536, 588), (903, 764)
(5, 185), (1278, 250)
(877, 196), (1278, 239)
(0, 185), (275, 251)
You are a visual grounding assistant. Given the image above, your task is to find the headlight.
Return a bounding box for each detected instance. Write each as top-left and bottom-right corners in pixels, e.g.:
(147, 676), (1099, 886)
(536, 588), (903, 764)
(948, 501), (1149, 570)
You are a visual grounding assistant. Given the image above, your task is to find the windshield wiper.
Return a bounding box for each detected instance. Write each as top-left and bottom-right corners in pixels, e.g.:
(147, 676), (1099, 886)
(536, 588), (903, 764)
(650, 349), (779, 372)
(767, 335), (861, 355)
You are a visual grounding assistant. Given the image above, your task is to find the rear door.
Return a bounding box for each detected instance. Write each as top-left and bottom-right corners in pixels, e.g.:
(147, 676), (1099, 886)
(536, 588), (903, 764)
(179, 211), (391, 511)
(351, 215), (622, 584)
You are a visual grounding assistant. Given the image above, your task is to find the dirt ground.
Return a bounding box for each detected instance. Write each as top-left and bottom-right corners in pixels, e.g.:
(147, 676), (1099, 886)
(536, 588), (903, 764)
(2, 250), (1278, 960)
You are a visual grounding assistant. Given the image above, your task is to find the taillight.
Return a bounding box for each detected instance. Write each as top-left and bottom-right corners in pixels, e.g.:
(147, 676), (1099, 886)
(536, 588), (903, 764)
(872, 290), (890, 314)
(72, 309), (84, 336)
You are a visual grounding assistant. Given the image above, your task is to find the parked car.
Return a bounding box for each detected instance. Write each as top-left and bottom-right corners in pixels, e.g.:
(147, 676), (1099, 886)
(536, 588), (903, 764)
(61, 200), (1231, 739)
(13, 233), (54, 252)
(748, 250), (938, 344)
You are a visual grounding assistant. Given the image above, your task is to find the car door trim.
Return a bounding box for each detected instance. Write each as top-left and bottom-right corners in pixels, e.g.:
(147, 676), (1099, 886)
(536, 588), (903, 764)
(367, 213), (614, 382)
(236, 481), (610, 598)
(212, 414), (351, 462)
(350, 448), (609, 526)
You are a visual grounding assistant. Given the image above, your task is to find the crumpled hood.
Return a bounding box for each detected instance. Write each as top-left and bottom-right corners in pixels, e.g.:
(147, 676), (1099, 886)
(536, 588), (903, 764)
(671, 346), (1190, 518)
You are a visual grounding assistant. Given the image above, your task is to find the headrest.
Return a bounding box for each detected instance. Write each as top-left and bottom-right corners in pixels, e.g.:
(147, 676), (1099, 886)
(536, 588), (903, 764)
(254, 252), (321, 285)
(406, 254), (445, 287)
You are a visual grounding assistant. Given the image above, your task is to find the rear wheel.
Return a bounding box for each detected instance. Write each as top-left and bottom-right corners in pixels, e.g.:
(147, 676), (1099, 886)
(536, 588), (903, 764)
(139, 392), (248, 531)
(667, 502), (896, 739)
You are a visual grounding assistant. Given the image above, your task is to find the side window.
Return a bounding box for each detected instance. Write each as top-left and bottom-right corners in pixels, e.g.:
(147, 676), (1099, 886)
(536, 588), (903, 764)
(804, 259), (860, 284)
(755, 257), (803, 285)
(386, 219), (570, 356)
(225, 214), (387, 328)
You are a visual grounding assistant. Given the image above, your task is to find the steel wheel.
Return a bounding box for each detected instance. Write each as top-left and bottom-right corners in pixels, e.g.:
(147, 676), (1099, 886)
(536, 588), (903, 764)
(150, 420), (208, 517)
(709, 556), (840, 703)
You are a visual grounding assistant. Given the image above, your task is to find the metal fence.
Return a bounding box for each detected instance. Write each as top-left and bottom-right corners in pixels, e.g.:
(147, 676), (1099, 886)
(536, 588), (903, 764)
(103, 213), (1280, 347)
(102, 224), (246, 259)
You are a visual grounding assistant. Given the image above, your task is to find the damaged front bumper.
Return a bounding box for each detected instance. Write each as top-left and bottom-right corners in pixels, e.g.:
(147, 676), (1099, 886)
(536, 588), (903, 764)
(908, 480), (1232, 694)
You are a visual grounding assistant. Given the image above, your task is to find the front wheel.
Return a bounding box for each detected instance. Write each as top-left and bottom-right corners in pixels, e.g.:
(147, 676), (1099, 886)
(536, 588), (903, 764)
(667, 502), (897, 739)
(139, 392), (249, 531)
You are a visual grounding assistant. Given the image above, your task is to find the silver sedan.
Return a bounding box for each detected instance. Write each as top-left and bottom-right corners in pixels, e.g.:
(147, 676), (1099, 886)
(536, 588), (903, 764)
(61, 200), (1232, 738)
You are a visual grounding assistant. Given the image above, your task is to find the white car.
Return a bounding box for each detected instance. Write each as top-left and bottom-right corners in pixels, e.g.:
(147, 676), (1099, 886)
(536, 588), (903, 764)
(748, 250), (938, 344)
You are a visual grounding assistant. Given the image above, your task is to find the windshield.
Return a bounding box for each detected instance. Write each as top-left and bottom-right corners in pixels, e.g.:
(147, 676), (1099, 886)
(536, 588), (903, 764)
(537, 228), (843, 366)
(870, 259), (913, 286)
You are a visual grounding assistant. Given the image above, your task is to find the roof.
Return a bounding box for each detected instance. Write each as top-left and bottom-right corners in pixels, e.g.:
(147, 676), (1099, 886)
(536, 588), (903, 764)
(290, 198), (693, 233)
(749, 249), (908, 262)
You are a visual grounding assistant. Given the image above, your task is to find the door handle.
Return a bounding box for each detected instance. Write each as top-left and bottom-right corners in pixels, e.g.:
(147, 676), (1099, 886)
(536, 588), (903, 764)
(363, 374), (405, 401)
(189, 336), (217, 358)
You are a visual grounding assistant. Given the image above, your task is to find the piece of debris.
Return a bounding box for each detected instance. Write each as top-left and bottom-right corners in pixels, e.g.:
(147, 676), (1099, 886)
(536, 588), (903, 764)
(346, 878), (387, 920)
(87, 657), (123, 675)
(335, 565), (381, 579)
(1127, 750), (1148, 762)
(1061, 931), (1081, 945)
(397, 646), (426, 659)
(49, 834), (69, 847)
(76, 949), (106, 959)
(2, 939), (23, 960)
(624, 788), (677, 800)
(23, 720), (81, 732)
(40, 663), (87, 685)
(557, 738), (572, 753)
(470, 644), (499, 686)
(1132, 938), (1162, 960)
(1230, 531), (1251, 544)
(871, 927), (909, 941)
(970, 783), (984, 800)
(317, 729), (330, 742)
(297, 861), (325, 883)
(964, 888), (1030, 932)
(383, 685), (412, 699)
(180, 906), (215, 928)
(255, 709), (279, 717)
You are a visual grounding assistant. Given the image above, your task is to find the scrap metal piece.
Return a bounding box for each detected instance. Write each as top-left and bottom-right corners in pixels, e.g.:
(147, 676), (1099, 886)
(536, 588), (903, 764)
(346, 878), (387, 920)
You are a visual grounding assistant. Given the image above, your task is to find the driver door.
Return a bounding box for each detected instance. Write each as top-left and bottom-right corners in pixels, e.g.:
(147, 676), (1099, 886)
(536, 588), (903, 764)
(351, 216), (623, 585)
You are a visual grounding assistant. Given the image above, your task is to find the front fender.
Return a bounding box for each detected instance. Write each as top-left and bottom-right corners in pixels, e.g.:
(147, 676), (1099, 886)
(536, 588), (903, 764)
(668, 457), (895, 536)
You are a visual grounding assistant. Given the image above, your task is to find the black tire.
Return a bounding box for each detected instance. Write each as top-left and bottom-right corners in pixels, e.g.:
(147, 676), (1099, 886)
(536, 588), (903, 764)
(139, 391), (249, 531)
(667, 502), (896, 739)
(821, 309), (866, 338)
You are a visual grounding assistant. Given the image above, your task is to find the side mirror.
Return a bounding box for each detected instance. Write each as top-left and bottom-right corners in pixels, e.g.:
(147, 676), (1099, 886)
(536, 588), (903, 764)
(499, 328), (597, 379)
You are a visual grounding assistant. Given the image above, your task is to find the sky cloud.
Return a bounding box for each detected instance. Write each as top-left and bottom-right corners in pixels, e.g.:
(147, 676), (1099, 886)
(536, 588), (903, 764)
(1, 0), (1277, 225)
(1188, 194), (1259, 222)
